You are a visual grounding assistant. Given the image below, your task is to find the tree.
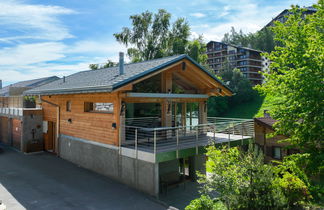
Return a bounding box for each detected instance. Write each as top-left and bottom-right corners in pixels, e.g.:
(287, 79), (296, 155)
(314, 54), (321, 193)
(89, 59), (117, 70)
(257, 1), (324, 175)
(207, 60), (258, 117)
(222, 27), (275, 53)
(114, 9), (207, 65)
(197, 146), (286, 209)
(192, 145), (312, 209)
(187, 35), (208, 64)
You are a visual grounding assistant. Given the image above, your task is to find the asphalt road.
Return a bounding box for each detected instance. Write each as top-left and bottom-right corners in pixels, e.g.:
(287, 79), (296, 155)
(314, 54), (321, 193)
(0, 145), (166, 210)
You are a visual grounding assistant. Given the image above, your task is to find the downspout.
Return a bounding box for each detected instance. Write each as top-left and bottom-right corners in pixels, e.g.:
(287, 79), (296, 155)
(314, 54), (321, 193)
(41, 97), (60, 156)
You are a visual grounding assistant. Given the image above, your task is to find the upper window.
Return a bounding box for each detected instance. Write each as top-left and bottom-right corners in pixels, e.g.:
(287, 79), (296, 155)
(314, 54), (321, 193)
(273, 147), (281, 159)
(84, 102), (114, 113)
(66, 101), (71, 112)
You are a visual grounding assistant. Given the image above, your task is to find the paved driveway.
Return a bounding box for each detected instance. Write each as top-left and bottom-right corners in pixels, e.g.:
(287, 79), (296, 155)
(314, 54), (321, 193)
(0, 145), (166, 210)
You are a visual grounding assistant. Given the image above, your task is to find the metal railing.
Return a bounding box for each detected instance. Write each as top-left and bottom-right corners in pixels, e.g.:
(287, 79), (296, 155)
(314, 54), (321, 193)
(121, 117), (254, 161)
(0, 107), (42, 117)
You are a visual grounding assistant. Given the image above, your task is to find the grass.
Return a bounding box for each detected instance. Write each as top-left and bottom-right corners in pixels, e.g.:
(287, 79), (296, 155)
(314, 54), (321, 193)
(221, 94), (265, 119)
(254, 94), (281, 117)
(220, 93), (282, 119)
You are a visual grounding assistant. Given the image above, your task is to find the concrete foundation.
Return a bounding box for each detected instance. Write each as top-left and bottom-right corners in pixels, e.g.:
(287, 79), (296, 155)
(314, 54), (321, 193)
(59, 135), (159, 196)
(189, 154), (206, 181)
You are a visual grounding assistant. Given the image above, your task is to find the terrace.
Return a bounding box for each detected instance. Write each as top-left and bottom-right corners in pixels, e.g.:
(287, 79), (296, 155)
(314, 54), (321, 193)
(120, 117), (254, 163)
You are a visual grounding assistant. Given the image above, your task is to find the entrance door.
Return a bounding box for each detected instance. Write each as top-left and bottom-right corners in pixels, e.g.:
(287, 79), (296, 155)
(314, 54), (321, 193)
(44, 121), (55, 152)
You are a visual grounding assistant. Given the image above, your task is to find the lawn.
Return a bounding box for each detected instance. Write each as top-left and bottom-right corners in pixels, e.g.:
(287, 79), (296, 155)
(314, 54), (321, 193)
(221, 94), (264, 119)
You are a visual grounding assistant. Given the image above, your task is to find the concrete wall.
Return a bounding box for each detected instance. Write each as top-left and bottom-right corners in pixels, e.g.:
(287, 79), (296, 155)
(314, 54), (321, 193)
(0, 110), (43, 153)
(189, 154), (206, 181)
(22, 110), (43, 153)
(59, 135), (159, 196)
(159, 159), (179, 175)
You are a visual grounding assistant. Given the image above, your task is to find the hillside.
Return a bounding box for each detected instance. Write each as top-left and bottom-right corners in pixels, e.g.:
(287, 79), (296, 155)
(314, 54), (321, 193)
(220, 94), (278, 119)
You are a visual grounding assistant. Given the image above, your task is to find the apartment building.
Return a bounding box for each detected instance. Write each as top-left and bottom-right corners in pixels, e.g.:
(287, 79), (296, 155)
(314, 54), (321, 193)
(206, 41), (266, 86)
(264, 6), (317, 28)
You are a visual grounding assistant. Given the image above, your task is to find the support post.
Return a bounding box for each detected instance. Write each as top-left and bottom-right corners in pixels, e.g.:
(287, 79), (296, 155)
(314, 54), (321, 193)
(154, 130), (157, 162)
(176, 129), (179, 159)
(135, 128), (138, 159)
(196, 126), (198, 154)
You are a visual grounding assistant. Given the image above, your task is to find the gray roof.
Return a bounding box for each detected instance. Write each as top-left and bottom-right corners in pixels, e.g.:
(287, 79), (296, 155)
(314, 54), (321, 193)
(0, 76), (59, 96)
(25, 54), (232, 95)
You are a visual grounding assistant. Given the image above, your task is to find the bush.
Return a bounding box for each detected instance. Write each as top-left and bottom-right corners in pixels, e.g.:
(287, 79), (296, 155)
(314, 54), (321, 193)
(185, 195), (226, 210)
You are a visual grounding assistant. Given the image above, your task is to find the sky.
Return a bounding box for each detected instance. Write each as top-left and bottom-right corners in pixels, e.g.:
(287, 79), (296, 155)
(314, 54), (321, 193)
(0, 0), (317, 86)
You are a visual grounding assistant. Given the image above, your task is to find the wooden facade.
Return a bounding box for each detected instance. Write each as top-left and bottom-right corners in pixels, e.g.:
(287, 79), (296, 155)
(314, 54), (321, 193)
(254, 117), (296, 162)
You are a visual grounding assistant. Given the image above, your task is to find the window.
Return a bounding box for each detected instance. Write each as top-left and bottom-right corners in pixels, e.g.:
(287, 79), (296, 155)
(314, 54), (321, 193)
(66, 101), (71, 112)
(273, 147), (281, 159)
(84, 102), (114, 113)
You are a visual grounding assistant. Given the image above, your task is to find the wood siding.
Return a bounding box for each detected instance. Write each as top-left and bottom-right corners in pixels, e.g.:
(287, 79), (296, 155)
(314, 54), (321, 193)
(41, 93), (120, 146)
(0, 116), (9, 144)
(12, 118), (21, 149)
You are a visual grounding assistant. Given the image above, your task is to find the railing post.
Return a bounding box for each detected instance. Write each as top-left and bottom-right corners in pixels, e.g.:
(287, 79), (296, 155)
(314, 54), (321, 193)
(135, 128), (138, 159)
(228, 123), (231, 148)
(176, 129), (179, 159)
(154, 130), (157, 162)
(196, 126), (198, 154)
(241, 123), (244, 146)
(213, 124), (216, 142)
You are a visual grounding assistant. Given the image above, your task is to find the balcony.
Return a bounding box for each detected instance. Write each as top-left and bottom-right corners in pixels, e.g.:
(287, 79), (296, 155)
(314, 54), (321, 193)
(120, 117), (254, 163)
(0, 107), (42, 118)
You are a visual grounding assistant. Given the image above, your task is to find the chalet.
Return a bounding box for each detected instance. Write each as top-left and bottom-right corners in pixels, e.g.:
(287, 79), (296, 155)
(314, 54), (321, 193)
(24, 54), (254, 196)
(254, 113), (298, 162)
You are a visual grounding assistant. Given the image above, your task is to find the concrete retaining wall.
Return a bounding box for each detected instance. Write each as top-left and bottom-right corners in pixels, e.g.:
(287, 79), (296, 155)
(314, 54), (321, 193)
(59, 135), (159, 196)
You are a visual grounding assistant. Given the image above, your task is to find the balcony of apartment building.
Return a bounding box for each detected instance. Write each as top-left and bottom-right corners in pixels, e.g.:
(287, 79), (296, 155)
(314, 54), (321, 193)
(236, 60), (263, 68)
(236, 54), (263, 62)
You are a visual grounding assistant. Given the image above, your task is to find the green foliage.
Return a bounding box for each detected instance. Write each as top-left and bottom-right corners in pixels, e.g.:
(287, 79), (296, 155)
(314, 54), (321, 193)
(89, 59), (117, 70)
(254, 94), (281, 117)
(275, 173), (310, 207)
(207, 96), (229, 117)
(89, 63), (99, 70)
(186, 35), (208, 64)
(222, 27), (275, 53)
(185, 195), (214, 210)
(221, 94), (264, 119)
(207, 62), (258, 117)
(197, 146), (315, 209)
(114, 9), (207, 64)
(199, 145), (286, 209)
(256, 1), (324, 175)
(273, 154), (313, 207)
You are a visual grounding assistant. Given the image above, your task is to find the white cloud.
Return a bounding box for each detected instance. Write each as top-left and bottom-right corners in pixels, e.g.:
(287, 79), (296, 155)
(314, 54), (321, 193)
(0, 0), (75, 42)
(67, 40), (128, 58)
(0, 39), (128, 85)
(0, 42), (66, 65)
(190, 12), (206, 18)
(191, 1), (284, 41)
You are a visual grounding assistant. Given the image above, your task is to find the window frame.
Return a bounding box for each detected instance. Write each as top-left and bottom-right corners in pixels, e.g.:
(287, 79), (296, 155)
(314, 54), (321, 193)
(84, 102), (114, 114)
(66, 100), (72, 112)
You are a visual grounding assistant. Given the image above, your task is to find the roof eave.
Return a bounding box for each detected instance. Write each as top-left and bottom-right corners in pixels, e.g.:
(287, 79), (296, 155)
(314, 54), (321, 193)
(112, 54), (233, 95)
(24, 85), (114, 96)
